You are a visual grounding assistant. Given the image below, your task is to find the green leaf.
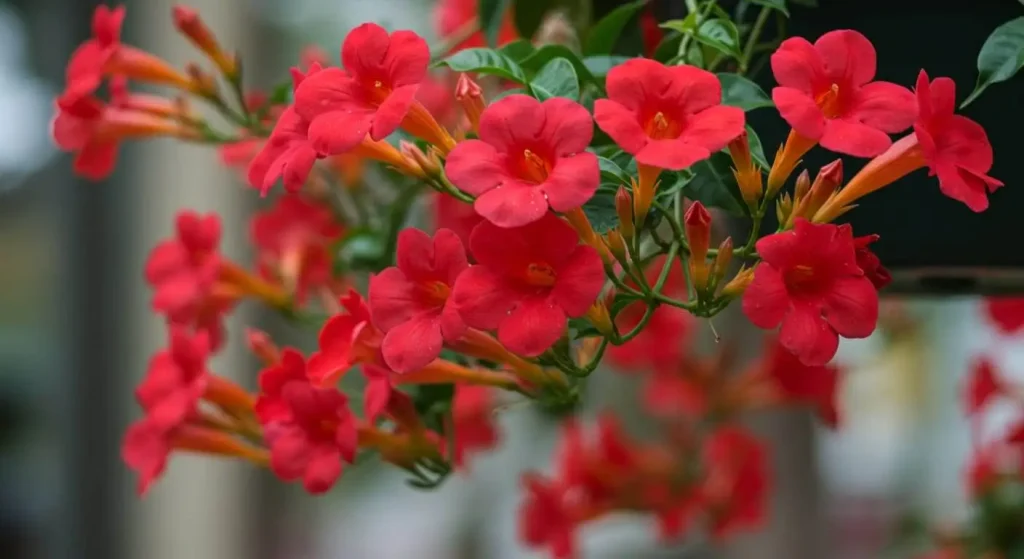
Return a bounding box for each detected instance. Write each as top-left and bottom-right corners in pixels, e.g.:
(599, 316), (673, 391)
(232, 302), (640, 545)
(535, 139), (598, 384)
(654, 169), (696, 202)
(520, 45), (599, 86)
(692, 19), (743, 60)
(583, 55), (633, 77)
(479, 0), (512, 47)
(652, 32), (682, 63)
(718, 73), (774, 111)
(584, 0), (648, 55)
(748, 0), (789, 16)
(513, 0), (549, 44)
(581, 190), (619, 233)
(499, 39), (536, 61)
(434, 48), (527, 84)
(530, 58), (580, 100)
(788, 0), (817, 6)
(597, 155), (631, 185)
(963, 17), (1024, 107)
(744, 125), (769, 169)
(685, 152), (749, 216)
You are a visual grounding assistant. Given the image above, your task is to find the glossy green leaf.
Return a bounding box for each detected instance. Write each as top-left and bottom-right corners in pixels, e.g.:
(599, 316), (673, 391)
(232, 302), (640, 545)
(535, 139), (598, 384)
(583, 55), (633, 77)
(584, 0), (648, 55)
(661, 17), (742, 61)
(499, 39), (536, 61)
(520, 45), (599, 86)
(654, 169), (696, 202)
(744, 125), (769, 169)
(963, 17), (1024, 107)
(748, 0), (789, 16)
(685, 153), (749, 216)
(597, 155), (631, 186)
(581, 190), (619, 233)
(652, 32), (682, 63)
(530, 58), (580, 100)
(718, 73), (774, 111)
(478, 0), (512, 47)
(434, 48), (527, 83)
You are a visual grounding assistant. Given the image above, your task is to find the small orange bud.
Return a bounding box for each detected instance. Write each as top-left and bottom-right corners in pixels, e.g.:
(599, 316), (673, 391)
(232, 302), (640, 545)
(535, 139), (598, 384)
(399, 140), (438, 178)
(776, 193), (793, 225)
(766, 130), (816, 198)
(712, 237), (733, 287)
(615, 187), (634, 241)
(173, 5), (238, 77)
(685, 202), (712, 292)
(585, 301), (614, 337)
(185, 62), (218, 98)
(793, 169), (811, 200)
(728, 132), (763, 208)
(721, 267), (755, 298)
(455, 74), (485, 135)
(604, 229), (628, 264)
(633, 165), (661, 228)
(789, 159), (843, 227)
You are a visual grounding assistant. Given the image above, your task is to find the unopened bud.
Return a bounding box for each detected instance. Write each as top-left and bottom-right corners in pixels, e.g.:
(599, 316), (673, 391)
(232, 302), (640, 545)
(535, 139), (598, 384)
(398, 140), (434, 178)
(712, 237), (733, 287)
(803, 159), (843, 217)
(455, 74), (485, 135)
(185, 62), (218, 98)
(721, 267), (755, 298)
(585, 301), (614, 338)
(246, 328), (281, 366)
(728, 132), (763, 208)
(685, 202), (712, 292)
(173, 5), (238, 77)
(776, 193), (793, 225)
(604, 229), (628, 264)
(615, 187), (634, 241)
(793, 169), (811, 200)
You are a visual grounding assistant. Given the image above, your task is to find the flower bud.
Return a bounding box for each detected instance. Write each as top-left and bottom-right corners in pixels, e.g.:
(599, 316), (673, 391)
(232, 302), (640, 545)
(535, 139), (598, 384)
(776, 193), (793, 225)
(455, 74), (485, 135)
(721, 267), (755, 298)
(604, 229), (628, 264)
(246, 327), (281, 366)
(804, 159), (843, 217)
(615, 187), (634, 241)
(585, 301), (614, 338)
(793, 169), (811, 200)
(398, 140), (434, 178)
(711, 237), (733, 287)
(728, 132), (763, 208)
(685, 202), (712, 292)
(173, 5), (238, 77)
(185, 62), (219, 98)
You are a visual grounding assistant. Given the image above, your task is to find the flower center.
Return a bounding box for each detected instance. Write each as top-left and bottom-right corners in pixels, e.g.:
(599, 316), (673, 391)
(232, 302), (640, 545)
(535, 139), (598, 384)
(644, 111), (680, 140)
(783, 264), (821, 293)
(815, 83), (842, 119)
(520, 149), (551, 183)
(419, 280), (451, 306)
(524, 262), (557, 287)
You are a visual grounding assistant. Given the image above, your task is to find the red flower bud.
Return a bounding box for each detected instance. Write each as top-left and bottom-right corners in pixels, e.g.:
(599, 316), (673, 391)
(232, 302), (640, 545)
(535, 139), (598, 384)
(615, 187), (634, 241)
(173, 5), (237, 77)
(454, 74), (485, 134)
(685, 202), (712, 291)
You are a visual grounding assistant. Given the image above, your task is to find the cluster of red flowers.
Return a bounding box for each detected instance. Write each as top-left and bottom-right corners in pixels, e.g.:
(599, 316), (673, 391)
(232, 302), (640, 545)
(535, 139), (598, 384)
(51, 2), (1007, 557)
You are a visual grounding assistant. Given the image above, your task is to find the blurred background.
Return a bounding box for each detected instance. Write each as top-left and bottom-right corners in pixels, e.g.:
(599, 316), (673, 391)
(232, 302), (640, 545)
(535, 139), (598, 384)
(0, 0), (1021, 558)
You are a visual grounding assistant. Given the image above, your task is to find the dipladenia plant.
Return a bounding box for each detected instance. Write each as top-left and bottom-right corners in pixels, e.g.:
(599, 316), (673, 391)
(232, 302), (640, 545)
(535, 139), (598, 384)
(50, 1), (1019, 556)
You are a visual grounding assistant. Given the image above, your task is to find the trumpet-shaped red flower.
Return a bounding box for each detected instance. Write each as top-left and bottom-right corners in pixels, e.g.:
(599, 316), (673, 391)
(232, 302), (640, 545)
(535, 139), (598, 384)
(519, 475), (577, 559)
(452, 214), (605, 356)
(65, 4), (125, 94)
(144, 211), (232, 349)
(434, 0), (517, 53)
(251, 194), (343, 302)
(770, 30), (916, 157)
(134, 327), (210, 431)
(307, 290), (384, 386)
(450, 384), (500, 468)
(368, 228), (468, 373)
(763, 338), (840, 427)
(985, 297), (1024, 335)
(247, 65), (324, 195)
(293, 23), (429, 155)
(264, 379), (359, 494)
(701, 426), (768, 538)
(445, 95), (600, 228)
(914, 71), (1003, 211)
(593, 58), (745, 170)
(255, 347), (308, 423)
(964, 357), (1003, 415)
(845, 227), (891, 290)
(742, 219), (878, 366)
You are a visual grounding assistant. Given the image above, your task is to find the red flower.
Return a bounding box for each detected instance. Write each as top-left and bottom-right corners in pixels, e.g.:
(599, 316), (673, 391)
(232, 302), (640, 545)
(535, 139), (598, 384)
(307, 290), (384, 386)
(134, 327), (210, 431)
(964, 357), (1003, 415)
(247, 65), (323, 195)
(770, 30), (916, 157)
(914, 71), (1003, 212)
(144, 211), (232, 349)
(763, 338), (841, 427)
(65, 4), (125, 94)
(701, 426), (768, 538)
(593, 58), (745, 170)
(255, 347), (308, 424)
(265, 379), (359, 494)
(984, 297), (1024, 335)
(845, 227), (891, 290)
(251, 194), (343, 302)
(450, 384), (501, 467)
(293, 23), (429, 155)
(451, 213), (605, 356)
(434, 0), (517, 53)
(434, 192), (484, 248)
(444, 95), (600, 228)
(609, 304), (693, 374)
(742, 219), (878, 366)
(368, 228), (469, 373)
(519, 474), (577, 559)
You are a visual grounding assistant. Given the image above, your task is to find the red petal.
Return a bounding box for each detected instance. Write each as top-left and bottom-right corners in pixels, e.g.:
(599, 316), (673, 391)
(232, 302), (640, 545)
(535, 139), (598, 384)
(444, 139), (508, 196)
(819, 118), (893, 158)
(498, 296), (566, 356)
(822, 276), (878, 338)
(678, 105), (746, 153)
(772, 87), (825, 140)
(770, 37), (824, 93)
(636, 140), (710, 170)
(742, 264), (790, 329)
(371, 84), (417, 140)
(593, 99), (647, 155)
(550, 246), (605, 317)
(779, 305), (839, 366)
(368, 267), (422, 331)
(381, 314), (444, 373)
(307, 111), (372, 155)
(451, 266), (520, 330)
(540, 97), (595, 155)
(814, 29), (876, 87)
(849, 81), (917, 134)
(473, 183), (549, 228)
(477, 94), (546, 153)
(541, 152), (600, 212)
(302, 444), (342, 494)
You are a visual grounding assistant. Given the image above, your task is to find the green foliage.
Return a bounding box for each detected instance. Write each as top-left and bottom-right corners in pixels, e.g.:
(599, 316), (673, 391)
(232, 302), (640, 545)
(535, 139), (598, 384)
(530, 58), (581, 100)
(584, 0), (649, 56)
(434, 48), (528, 83)
(963, 17), (1024, 107)
(478, 0), (512, 47)
(718, 73), (774, 111)
(747, 0), (789, 16)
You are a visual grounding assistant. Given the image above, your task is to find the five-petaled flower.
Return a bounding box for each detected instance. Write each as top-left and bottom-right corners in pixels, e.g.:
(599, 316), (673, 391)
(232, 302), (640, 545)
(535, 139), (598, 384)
(701, 426), (769, 538)
(134, 327), (211, 431)
(307, 290), (384, 386)
(742, 219), (879, 366)
(445, 95), (600, 228)
(770, 29), (916, 158)
(452, 213), (605, 357)
(762, 338), (841, 427)
(65, 4), (125, 94)
(368, 228), (469, 373)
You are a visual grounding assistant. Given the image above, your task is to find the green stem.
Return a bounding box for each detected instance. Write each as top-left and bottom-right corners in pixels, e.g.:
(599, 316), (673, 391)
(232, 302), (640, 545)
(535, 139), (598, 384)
(740, 7), (772, 74)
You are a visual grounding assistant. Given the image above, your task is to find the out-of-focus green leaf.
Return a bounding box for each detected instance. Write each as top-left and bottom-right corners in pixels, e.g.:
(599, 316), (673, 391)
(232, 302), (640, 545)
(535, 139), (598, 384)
(963, 17), (1024, 107)
(584, 0), (648, 55)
